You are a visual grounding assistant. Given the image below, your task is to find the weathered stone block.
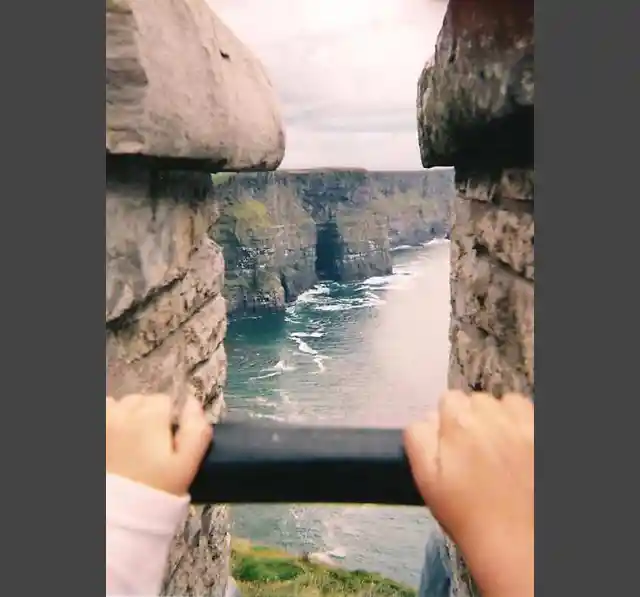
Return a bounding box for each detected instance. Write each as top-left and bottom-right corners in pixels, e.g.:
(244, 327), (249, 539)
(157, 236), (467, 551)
(106, 0), (285, 170)
(456, 169), (534, 203)
(417, 0), (533, 169)
(188, 342), (228, 410)
(450, 198), (533, 389)
(163, 504), (230, 597)
(469, 202), (532, 281)
(453, 191), (533, 278)
(498, 168), (534, 201)
(106, 175), (210, 323)
(106, 238), (225, 359)
(182, 294), (227, 378)
(449, 321), (532, 396)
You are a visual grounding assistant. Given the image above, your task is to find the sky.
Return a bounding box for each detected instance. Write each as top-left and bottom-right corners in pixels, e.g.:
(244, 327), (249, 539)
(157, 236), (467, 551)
(211, 0), (448, 170)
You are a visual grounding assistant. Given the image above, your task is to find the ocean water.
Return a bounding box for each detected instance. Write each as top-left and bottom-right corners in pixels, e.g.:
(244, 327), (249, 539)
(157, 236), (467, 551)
(225, 240), (451, 588)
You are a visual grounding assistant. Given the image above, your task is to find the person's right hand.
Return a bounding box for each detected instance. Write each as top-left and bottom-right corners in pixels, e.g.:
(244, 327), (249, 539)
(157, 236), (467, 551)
(404, 391), (534, 597)
(106, 393), (212, 497)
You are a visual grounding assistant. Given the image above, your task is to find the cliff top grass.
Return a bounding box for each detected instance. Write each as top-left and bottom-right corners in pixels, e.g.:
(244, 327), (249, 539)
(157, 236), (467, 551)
(211, 172), (238, 186)
(227, 199), (272, 229)
(231, 538), (416, 597)
(211, 197), (275, 246)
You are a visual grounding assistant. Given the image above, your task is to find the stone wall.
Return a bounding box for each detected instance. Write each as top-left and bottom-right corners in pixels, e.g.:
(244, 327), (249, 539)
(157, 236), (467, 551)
(449, 169), (533, 397)
(106, 160), (231, 596)
(416, 0), (533, 595)
(106, 1), (285, 594)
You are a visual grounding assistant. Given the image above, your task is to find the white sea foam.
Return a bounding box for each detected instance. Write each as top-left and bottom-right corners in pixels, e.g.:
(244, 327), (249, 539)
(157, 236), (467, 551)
(422, 237), (449, 247)
(313, 296), (384, 312)
(271, 359), (297, 372)
(290, 331), (325, 338)
(252, 396), (272, 405)
(292, 336), (318, 354)
(314, 303), (356, 312)
(248, 371), (281, 381)
(327, 546), (347, 559)
(296, 284), (330, 304)
(246, 411), (287, 422)
(360, 275), (391, 287)
(313, 356), (326, 373)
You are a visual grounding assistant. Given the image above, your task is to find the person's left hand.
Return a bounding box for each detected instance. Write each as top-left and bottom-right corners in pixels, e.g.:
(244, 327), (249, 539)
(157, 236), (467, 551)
(106, 393), (212, 496)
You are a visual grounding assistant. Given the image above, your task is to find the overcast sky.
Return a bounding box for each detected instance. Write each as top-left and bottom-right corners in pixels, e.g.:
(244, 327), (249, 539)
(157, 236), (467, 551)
(212, 0), (447, 170)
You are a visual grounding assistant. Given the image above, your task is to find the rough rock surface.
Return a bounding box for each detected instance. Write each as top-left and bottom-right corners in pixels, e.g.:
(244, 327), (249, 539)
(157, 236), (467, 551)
(417, 0), (533, 171)
(106, 2), (287, 594)
(209, 169), (453, 315)
(449, 169), (534, 398)
(106, 162), (230, 597)
(416, 1), (534, 595)
(106, 0), (285, 170)
(209, 173), (318, 314)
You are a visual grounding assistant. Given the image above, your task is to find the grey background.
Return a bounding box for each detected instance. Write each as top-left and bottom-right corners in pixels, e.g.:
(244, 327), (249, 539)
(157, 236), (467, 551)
(0, 0), (634, 595)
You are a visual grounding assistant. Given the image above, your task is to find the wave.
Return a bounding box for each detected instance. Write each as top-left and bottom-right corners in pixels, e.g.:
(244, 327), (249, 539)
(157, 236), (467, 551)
(314, 303), (356, 312)
(275, 388), (292, 404)
(248, 371), (281, 381)
(422, 237), (449, 247)
(313, 356), (327, 373)
(306, 552), (339, 567)
(246, 411), (287, 422)
(296, 284), (331, 304)
(249, 359), (298, 380)
(272, 359), (297, 372)
(288, 241), (445, 319)
(363, 290), (384, 302)
(294, 337), (318, 354)
(290, 331), (325, 339)
(314, 297), (385, 312)
(360, 275), (391, 288)
(251, 395), (273, 405)
(327, 546), (347, 559)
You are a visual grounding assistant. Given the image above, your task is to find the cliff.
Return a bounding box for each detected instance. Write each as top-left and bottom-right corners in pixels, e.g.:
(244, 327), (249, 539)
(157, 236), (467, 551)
(210, 169), (453, 314)
(416, 0), (534, 595)
(105, 1), (285, 595)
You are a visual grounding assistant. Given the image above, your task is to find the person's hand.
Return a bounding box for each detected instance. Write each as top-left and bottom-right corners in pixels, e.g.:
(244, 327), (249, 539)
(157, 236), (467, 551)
(404, 391), (534, 597)
(106, 393), (212, 497)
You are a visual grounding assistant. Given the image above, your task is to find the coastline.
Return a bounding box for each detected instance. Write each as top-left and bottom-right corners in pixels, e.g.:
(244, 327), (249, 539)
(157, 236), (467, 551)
(230, 537), (416, 597)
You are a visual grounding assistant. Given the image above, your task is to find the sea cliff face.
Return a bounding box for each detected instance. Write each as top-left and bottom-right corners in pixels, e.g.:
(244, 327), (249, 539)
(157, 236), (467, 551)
(209, 169), (453, 315)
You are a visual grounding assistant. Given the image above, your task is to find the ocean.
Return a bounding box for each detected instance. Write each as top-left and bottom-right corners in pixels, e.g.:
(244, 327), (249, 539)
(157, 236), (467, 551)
(225, 239), (450, 588)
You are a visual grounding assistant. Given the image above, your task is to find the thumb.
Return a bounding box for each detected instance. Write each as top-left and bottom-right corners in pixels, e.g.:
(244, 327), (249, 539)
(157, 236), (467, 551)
(173, 397), (213, 478)
(403, 415), (441, 507)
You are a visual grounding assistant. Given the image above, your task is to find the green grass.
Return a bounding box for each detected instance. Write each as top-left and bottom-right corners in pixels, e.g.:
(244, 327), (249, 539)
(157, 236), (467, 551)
(226, 199), (272, 230)
(211, 172), (238, 186)
(231, 538), (417, 597)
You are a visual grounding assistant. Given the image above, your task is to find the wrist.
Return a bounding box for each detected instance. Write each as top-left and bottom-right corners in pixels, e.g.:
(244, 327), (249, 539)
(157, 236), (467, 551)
(458, 526), (533, 597)
(105, 466), (188, 498)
